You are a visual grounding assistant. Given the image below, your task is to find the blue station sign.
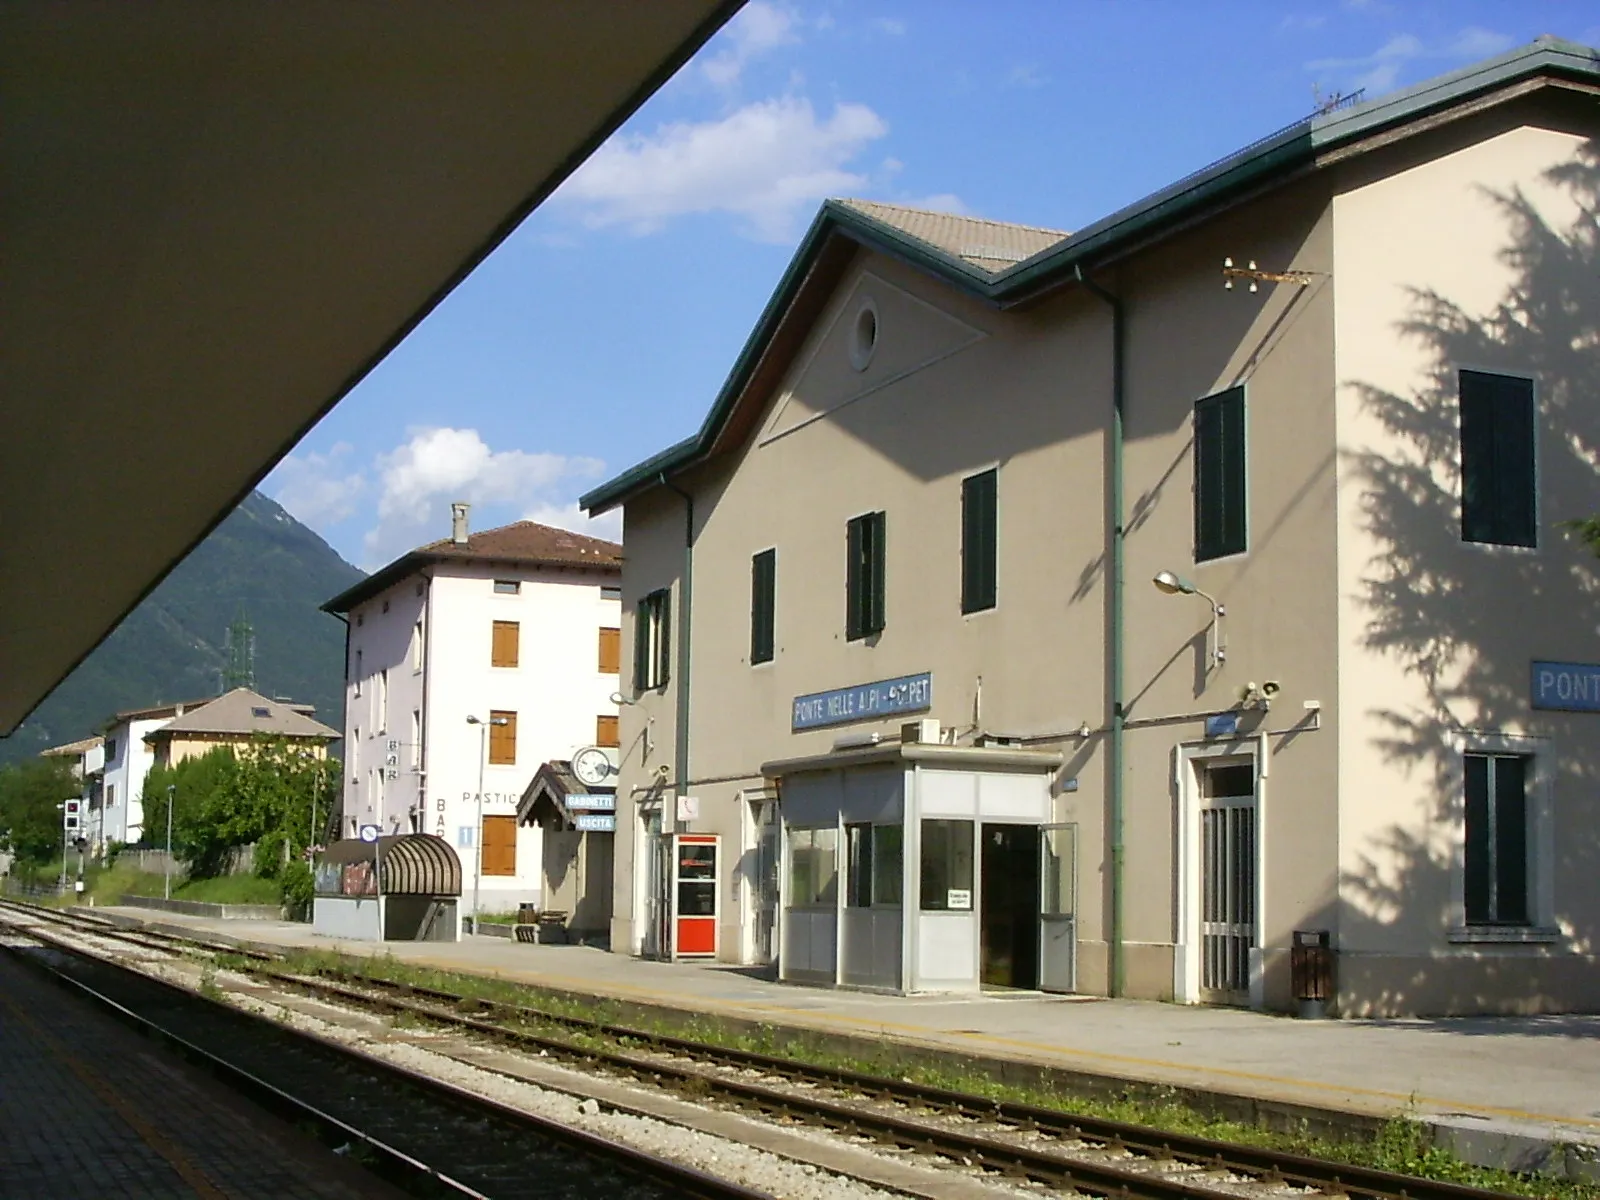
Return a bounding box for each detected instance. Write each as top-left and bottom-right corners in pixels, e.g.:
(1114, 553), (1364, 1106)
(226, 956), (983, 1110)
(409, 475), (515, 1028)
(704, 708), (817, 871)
(1531, 660), (1600, 711)
(574, 812), (616, 833)
(792, 672), (932, 731)
(566, 794), (615, 811)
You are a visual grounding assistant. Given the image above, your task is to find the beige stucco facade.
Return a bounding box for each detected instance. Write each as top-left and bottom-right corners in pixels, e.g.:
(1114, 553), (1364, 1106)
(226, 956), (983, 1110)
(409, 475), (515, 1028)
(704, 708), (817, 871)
(605, 90), (1600, 1016)
(152, 732), (333, 771)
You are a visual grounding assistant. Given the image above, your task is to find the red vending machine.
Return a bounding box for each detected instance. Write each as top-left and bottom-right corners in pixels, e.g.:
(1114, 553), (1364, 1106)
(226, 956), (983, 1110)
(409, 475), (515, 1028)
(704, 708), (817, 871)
(671, 833), (719, 959)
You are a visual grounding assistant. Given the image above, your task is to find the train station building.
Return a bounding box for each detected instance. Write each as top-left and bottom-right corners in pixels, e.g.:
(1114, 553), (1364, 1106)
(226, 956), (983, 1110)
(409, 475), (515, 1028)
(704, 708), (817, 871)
(582, 39), (1600, 1016)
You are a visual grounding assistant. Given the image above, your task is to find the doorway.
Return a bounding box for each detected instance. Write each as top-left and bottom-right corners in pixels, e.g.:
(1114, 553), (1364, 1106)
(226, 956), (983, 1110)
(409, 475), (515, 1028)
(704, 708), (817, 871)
(1199, 762), (1256, 1004)
(980, 822), (1040, 989)
(747, 798), (780, 966)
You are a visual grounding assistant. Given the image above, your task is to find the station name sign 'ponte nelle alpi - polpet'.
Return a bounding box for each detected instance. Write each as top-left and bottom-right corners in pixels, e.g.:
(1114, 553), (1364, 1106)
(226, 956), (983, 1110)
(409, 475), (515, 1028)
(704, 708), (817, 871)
(793, 672), (932, 732)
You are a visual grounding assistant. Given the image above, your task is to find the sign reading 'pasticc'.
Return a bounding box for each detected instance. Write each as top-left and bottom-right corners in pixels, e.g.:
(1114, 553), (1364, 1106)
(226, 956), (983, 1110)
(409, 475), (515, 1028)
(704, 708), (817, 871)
(1532, 660), (1600, 711)
(792, 672), (932, 731)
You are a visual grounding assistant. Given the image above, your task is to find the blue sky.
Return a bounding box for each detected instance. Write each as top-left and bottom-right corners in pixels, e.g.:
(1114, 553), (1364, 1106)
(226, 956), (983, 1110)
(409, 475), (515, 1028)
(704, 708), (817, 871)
(265, 2), (1598, 570)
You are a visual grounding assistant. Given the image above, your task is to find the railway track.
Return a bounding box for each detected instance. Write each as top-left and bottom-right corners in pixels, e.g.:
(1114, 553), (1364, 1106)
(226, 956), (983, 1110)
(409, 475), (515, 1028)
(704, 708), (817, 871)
(0, 908), (770, 1200)
(0, 900), (1529, 1200)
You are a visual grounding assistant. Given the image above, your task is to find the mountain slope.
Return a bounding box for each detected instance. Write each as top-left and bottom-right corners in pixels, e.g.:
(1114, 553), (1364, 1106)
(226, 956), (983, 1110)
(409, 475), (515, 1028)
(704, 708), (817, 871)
(0, 492), (362, 763)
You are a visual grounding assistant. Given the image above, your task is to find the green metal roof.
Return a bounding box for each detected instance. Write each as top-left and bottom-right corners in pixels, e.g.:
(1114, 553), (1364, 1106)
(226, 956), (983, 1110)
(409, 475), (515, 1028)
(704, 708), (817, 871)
(582, 36), (1600, 516)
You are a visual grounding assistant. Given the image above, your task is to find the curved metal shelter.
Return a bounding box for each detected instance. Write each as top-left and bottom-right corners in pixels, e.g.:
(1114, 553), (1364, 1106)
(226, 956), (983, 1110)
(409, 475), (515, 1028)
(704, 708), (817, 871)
(319, 834), (462, 897)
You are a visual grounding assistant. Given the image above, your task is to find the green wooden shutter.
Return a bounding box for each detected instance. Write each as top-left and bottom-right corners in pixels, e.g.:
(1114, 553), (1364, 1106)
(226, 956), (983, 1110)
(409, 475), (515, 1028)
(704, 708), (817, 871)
(1493, 755), (1528, 924)
(751, 549), (775, 664)
(1194, 387), (1246, 561)
(654, 591), (671, 688)
(867, 511), (886, 635)
(633, 597), (650, 690)
(1460, 370), (1536, 547)
(962, 469), (997, 613)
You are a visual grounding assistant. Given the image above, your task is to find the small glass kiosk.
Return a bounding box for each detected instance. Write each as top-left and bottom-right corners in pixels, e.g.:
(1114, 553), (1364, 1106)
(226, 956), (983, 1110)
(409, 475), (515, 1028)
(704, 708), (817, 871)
(764, 741), (1066, 993)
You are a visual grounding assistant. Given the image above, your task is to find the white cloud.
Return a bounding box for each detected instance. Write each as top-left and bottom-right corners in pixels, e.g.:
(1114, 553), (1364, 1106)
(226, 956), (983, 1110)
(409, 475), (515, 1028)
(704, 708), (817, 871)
(268, 442), (366, 528)
(1307, 27), (1512, 96)
(362, 427), (604, 565)
(702, 2), (798, 87)
(898, 192), (968, 215)
(870, 17), (907, 37)
(1278, 13), (1328, 33)
(1004, 64), (1046, 89)
(1443, 27), (1515, 60)
(523, 501), (623, 545)
(557, 96), (889, 242)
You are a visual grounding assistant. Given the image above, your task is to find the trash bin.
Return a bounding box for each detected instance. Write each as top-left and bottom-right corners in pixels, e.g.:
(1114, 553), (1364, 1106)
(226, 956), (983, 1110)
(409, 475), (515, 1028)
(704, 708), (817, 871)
(517, 902), (540, 925)
(1291, 929), (1332, 1019)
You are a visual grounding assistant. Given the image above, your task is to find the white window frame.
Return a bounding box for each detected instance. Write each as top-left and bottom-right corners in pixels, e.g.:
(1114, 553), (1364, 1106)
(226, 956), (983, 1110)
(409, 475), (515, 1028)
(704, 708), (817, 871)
(1447, 731), (1559, 944)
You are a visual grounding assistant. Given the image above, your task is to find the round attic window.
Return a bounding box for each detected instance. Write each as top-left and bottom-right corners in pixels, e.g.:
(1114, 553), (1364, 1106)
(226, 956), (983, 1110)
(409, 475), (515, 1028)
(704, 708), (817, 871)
(849, 299), (879, 371)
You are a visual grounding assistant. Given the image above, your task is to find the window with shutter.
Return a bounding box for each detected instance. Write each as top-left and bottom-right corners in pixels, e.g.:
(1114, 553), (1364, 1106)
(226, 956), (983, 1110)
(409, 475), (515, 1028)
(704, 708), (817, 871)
(596, 714), (620, 747)
(481, 815), (517, 876)
(598, 626), (621, 674)
(846, 512), (886, 640)
(491, 620), (520, 668)
(1459, 370), (1536, 547)
(751, 548), (776, 664)
(961, 469), (998, 613)
(1194, 387), (1247, 561)
(488, 710), (517, 765)
(1463, 753), (1529, 925)
(634, 590), (671, 690)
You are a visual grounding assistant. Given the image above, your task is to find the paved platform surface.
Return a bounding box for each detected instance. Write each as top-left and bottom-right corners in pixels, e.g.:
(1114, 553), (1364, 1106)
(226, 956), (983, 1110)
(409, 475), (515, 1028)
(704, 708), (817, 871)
(96, 908), (1600, 1166)
(0, 940), (399, 1199)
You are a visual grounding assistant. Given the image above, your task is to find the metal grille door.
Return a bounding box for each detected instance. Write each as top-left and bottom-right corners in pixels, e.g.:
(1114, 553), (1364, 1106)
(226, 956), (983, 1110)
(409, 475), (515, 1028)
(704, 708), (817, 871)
(1200, 797), (1256, 1000)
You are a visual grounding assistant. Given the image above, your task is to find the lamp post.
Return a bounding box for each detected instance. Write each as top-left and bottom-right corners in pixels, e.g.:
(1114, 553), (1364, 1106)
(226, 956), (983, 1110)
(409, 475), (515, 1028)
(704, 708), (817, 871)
(464, 714), (509, 932)
(57, 802), (69, 889)
(164, 783), (176, 900)
(1152, 570), (1227, 667)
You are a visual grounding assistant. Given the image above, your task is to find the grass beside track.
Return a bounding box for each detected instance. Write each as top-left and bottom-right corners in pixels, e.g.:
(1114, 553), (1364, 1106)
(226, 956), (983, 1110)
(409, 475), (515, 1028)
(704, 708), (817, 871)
(247, 946), (1594, 1200)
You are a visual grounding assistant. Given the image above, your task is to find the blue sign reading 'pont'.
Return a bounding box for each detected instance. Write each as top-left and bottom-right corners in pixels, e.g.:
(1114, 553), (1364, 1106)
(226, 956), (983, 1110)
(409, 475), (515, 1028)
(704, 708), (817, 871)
(1532, 660), (1600, 711)
(792, 672), (932, 731)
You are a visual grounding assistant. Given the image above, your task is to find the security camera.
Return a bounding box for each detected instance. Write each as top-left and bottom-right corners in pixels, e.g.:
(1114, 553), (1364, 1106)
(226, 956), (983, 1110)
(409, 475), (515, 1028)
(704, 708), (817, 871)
(1261, 680), (1281, 697)
(654, 763), (670, 779)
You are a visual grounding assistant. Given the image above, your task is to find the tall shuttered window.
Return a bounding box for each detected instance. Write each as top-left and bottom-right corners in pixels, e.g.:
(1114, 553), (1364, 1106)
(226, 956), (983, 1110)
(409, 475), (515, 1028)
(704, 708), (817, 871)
(1460, 370), (1536, 547)
(750, 549), (776, 665)
(490, 620), (520, 668)
(1464, 753), (1529, 926)
(1194, 386), (1247, 562)
(596, 714), (620, 748)
(634, 589), (671, 691)
(487, 710), (517, 765)
(598, 626), (621, 674)
(480, 815), (517, 876)
(961, 468), (998, 613)
(846, 511), (886, 641)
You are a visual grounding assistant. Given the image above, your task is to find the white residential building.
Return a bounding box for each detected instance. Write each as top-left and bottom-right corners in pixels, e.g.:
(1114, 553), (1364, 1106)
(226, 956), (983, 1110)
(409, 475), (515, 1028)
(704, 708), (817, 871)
(100, 701), (195, 845)
(323, 507), (623, 915)
(40, 735), (105, 853)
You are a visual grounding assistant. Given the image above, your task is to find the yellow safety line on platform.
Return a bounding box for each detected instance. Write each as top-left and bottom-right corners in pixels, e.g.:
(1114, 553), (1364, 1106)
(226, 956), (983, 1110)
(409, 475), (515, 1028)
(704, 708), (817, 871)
(398, 952), (1600, 1136)
(0, 987), (229, 1199)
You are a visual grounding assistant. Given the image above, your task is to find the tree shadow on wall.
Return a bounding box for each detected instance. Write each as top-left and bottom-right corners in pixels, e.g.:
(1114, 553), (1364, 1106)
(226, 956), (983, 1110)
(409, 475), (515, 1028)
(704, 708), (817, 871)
(1339, 139), (1600, 1019)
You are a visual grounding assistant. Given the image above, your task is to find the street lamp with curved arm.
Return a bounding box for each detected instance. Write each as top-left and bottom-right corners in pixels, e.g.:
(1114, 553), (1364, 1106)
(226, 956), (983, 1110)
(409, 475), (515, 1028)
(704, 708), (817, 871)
(464, 714), (509, 929)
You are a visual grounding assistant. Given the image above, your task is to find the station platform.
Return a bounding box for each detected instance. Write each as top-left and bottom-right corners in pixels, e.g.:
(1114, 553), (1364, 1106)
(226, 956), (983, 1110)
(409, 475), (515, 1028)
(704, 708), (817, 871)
(0, 939), (398, 1199)
(94, 907), (1600, 1181)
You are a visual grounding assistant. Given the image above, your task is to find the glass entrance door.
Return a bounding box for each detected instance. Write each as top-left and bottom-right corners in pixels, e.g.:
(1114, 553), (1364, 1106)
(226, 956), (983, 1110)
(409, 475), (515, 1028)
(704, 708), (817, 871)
(1039, 823), (1077, 993)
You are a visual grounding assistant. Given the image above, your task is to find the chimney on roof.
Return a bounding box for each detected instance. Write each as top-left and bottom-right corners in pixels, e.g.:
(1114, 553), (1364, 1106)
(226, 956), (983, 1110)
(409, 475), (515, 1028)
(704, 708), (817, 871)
(450, 502), (470, 545)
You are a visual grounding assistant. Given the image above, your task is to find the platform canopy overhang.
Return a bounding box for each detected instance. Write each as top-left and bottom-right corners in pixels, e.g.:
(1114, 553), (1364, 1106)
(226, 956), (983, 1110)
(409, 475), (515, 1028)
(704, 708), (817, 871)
(0, 0), (738, 735)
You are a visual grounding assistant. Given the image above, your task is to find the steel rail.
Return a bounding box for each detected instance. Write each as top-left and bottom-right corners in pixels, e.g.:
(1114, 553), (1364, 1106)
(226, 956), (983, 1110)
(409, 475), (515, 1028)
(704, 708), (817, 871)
(2, 901), (1525, 1200)
(297, 968), (1523, 1200)
(1, 921), (772, 1200)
